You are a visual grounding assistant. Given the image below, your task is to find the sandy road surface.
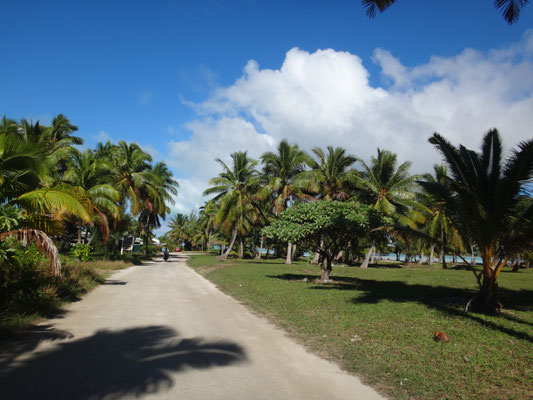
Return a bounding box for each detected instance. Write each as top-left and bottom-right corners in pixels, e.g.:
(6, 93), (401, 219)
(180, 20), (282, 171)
(0, 254), (385, 400)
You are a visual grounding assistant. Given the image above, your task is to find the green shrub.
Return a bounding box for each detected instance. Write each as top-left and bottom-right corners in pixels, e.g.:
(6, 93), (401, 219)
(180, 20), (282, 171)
(71, 243), (92, 261)
(0, 245), (132, 336)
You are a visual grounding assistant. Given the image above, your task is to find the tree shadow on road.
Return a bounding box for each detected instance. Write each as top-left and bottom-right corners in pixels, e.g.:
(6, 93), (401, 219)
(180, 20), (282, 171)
(0, 325), (247, 400)
(0, 324), (72, 369)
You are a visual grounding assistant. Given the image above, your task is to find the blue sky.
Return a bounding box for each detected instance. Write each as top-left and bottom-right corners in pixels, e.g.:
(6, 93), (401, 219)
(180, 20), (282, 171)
(2, 0), (533, 229)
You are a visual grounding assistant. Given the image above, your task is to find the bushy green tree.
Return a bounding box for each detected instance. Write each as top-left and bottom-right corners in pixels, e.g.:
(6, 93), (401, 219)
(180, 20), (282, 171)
(263, 201), (388, 281)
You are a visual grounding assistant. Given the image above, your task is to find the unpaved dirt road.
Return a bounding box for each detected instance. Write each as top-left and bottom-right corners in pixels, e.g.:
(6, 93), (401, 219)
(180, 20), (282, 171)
(0, 254), (385, 400)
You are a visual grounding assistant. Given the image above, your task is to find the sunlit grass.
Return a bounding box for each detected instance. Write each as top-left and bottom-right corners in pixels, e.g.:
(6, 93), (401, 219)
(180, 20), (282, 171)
(187, 255), (533, 400)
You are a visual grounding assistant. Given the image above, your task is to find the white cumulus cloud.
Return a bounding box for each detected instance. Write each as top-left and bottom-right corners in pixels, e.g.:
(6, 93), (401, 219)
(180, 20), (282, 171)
(167, 32), (533, 215)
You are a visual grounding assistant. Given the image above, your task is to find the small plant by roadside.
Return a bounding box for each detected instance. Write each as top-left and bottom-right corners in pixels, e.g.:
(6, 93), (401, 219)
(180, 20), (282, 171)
(71, 243), (92, 261)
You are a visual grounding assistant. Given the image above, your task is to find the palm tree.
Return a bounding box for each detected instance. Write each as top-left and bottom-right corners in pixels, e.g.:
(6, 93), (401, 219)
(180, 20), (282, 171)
(41, 114), (84, 179)
(203, 151), (260, 260)
(420, 165), (462, 269)
(137, 161), (179, 256)
(261, 140), (312, 263)
(0, 130), (90, 276)
(305, 146), (357, 201)
(355, 148), (423, 267)
(150, 161), (179, 218)
(113, 141), (155, 216)
(0, 132), (45, 203)
(168, 213), (190, 247)
(421, 129), (533, 312)
(197, 201), (218, 255)
(261, 140), (312, 213)
(362, 0), (529, 24)
(301, 146), (358, 264)
(63, 149), (121, 243)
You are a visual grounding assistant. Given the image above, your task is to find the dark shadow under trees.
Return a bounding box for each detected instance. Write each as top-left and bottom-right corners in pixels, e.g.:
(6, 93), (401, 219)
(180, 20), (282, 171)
(0, 325), (247, 400)
(269, 273), (533, 343)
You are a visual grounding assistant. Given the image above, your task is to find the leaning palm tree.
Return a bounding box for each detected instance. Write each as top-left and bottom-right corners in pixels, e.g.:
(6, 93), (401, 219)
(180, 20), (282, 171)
(420, 129), (533, 312)
(203, 151), (261, 260)
(261, 140), (312, 263)
(362, 0), (528, 24)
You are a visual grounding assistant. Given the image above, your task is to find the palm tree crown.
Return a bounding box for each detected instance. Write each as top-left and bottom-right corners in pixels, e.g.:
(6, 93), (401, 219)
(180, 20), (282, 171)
(305, 146), (357, 201)
(260, 139), (311, 214)
(356, 148), (422, 221)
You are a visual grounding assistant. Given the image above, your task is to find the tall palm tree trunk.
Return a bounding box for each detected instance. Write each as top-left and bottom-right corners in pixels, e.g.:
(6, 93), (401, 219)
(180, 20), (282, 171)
(238, 236), (244, 259)
(371, 248), (378, 264)
(255, 235), (264, 259)
(291, 243), (297, 261)
(440, 228), (447, 269)
(427, 245), (435, 266)
(361, 244), (375, 269)
(145, 233), (149, 257)
(205, 234), (211, 256)
(221, 227), (238, 261)
(285, 242), (292, 265)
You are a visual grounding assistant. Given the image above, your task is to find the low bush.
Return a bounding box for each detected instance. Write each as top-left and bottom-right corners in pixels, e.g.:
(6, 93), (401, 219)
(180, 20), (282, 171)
(0, 240), (131, 337)
(71, 243), (92, 261)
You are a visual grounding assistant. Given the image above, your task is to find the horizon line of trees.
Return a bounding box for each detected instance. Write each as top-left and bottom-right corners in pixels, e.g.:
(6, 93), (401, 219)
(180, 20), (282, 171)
(168, 129), (532, 313)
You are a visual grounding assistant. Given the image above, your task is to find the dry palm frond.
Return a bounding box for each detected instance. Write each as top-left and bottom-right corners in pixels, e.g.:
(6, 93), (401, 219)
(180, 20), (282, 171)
(0, 229), (61, 276)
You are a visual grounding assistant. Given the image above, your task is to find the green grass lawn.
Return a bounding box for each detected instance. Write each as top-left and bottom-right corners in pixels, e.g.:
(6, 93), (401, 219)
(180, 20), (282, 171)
(187, 255), (533, 400)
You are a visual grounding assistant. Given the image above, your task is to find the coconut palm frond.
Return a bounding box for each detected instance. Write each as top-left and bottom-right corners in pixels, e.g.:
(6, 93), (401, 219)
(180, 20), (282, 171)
(16, 187), (92, 222)
(0, 229), (61, 276)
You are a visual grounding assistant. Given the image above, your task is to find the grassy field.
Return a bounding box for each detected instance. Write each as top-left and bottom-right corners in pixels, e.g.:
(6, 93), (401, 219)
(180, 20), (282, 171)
(0, 259), (132, 337)
(187, 255), (533, 400)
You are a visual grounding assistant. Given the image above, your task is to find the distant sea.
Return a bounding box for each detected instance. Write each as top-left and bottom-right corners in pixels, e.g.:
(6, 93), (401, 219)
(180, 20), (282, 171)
(380, 254), (483, 264)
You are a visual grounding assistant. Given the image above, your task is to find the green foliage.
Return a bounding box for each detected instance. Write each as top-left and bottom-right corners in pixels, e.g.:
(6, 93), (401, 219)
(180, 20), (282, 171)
(304, 146), (357, 201)
(71, 243), (92, 261)
(422, 129), (533, 310)
(0, 204), (23, 232)
(0, 255), (131, 336)
(264, 201), (390, 267)
(1, 114), (179, 269)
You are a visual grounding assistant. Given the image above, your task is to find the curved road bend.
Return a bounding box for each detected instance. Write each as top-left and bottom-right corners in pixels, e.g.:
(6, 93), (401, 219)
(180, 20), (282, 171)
(0, 254), (386, 400)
